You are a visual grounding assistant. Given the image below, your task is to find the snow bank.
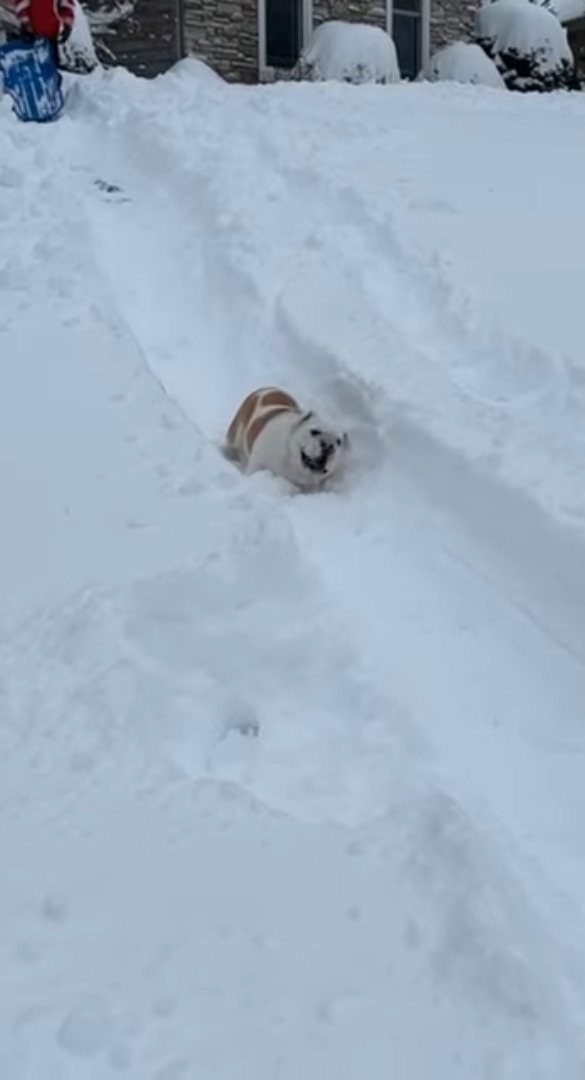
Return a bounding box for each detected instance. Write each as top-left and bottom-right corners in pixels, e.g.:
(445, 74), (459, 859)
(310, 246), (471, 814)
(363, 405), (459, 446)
(477, 0), (576, 89)
(4, 55), (585, 1080)
(6, 95), (585, 1078)
(298, 19), (400, 84)
(421, 41), (506, 86)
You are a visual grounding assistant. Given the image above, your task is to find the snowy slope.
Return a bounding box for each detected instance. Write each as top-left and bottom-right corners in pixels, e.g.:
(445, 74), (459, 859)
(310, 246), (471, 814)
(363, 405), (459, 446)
(2, 64), (585, 1078)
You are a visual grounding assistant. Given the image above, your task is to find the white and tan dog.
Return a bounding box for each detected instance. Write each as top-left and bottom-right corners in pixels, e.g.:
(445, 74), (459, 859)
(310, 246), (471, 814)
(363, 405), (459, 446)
(223, 386), (349, 490)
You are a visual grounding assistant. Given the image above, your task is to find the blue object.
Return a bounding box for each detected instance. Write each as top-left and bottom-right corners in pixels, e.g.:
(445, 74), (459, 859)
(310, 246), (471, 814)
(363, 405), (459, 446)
(0, 37), (64, 123)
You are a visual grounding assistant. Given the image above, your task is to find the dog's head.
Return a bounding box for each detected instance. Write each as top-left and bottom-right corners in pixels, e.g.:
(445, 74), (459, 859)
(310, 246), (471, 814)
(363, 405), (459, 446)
(291, 410), (349, 482)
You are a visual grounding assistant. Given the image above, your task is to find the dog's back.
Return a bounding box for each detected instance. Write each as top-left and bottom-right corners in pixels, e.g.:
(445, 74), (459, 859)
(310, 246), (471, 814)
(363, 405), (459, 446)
(225, 387), (300, 465)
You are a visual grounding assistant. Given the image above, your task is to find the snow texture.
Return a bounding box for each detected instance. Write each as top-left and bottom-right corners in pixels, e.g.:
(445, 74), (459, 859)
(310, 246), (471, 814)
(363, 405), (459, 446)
(549, 0), (585, 22)
(480, 0), (585, 26)
(2, 62), (585, 1080)
(298, 19), (400, 83)
(421, 40), (506, 85)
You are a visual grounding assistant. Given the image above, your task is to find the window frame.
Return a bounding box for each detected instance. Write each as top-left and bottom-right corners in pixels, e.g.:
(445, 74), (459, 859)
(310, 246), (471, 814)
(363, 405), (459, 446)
(259, 0), (313, 78)
(387, 0), (430, 78)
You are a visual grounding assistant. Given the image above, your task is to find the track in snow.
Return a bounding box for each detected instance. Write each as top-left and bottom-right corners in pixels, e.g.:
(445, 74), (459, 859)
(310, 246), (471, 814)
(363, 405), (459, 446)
(32, 71), (585, 1071)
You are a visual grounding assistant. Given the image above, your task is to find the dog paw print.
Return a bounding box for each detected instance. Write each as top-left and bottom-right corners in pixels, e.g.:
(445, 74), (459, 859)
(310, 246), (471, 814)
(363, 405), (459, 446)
(56, 998), (141, 1069)
(57, 998), (111, 1059)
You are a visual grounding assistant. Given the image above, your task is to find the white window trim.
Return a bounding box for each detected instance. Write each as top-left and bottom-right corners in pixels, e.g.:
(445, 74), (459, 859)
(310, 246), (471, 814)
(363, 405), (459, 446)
(258, 0), (313, 80)
(386, 0), (431, 75)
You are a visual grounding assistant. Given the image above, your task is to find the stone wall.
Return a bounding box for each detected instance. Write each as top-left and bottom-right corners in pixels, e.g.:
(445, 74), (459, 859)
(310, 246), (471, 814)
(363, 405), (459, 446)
(312, 0), (386, 30)
(181, 0), (478, 84)
(430, 0), (476, 51)
(183, 0), (258, 81)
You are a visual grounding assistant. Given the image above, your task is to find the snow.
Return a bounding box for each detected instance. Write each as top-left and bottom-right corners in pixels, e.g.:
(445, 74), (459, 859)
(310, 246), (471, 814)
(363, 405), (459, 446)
(477, 0), (573, 65)
(298, 19), (400, 83)
(60, 0), (99, 73)
(480, 0), (585, 26)
(2, 62), (585, 1079)
(421, 40), (506, 86)
(550, 0), (585, 22)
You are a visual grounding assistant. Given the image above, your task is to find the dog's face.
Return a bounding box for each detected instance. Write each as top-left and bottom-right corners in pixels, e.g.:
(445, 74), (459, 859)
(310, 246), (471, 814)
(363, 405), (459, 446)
(291, 411), (349, 481)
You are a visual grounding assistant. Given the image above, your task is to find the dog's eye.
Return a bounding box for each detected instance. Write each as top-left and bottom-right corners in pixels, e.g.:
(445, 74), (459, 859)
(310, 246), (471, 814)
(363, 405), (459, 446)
(310, 429), (322, 438)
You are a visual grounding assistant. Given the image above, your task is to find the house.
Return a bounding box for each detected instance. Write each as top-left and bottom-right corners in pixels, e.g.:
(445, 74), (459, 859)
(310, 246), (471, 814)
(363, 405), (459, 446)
(79, 0), (476, 82)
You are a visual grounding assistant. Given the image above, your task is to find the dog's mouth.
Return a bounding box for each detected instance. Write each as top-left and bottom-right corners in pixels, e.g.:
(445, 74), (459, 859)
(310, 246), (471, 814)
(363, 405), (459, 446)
(301, 445), (333, 474)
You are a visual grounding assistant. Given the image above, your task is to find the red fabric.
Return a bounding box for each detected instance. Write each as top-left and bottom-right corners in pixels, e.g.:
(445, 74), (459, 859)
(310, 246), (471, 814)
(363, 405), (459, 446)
(14, 0), (75, 39)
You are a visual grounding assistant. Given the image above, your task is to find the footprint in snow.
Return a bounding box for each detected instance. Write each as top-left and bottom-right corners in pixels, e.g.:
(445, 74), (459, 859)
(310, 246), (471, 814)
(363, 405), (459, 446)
(93, 179), (130, 204)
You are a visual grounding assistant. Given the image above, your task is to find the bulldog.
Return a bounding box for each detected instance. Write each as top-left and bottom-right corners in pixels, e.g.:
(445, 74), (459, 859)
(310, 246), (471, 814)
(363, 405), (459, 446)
(223, 386), (349, 490)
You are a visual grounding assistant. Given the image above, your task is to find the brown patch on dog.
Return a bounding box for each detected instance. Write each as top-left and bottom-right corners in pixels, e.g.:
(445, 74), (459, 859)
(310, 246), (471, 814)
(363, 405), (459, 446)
(261, 389), (299, 411)
(246, 407), (291, 454)
(226, 391), (260, 446)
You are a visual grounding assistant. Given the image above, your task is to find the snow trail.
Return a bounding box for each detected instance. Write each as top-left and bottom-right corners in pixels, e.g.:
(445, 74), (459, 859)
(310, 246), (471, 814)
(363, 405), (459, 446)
(3, 66), (585, 1077)
(61, 69), (585, 917)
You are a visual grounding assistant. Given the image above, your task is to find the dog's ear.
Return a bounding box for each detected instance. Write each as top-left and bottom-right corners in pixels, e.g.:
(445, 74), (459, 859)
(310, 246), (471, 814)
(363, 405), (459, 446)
(294, 409), (314, 430)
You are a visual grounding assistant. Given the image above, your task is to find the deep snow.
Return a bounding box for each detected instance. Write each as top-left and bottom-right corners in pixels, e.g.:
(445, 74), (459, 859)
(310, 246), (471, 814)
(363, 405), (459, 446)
(2, 62), (585, 1078)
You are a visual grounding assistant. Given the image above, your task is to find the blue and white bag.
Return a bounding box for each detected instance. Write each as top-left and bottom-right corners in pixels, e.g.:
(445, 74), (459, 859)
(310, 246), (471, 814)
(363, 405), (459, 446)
(0, 37), (64, 122)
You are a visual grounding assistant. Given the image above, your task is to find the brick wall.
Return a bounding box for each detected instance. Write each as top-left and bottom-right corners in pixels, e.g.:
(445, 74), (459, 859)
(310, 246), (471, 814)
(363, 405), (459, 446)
(183, 0), (258, 80)
(181, 0), (478, 83)
(430, 0), (476, 50)
(312, 0), (386, 29)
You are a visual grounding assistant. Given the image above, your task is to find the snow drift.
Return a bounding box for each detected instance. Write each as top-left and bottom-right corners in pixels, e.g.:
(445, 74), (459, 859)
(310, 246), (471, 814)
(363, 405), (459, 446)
(2, 54), (585, 1080)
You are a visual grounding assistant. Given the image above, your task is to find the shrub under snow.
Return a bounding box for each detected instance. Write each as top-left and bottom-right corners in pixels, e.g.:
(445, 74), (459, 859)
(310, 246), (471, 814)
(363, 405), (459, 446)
(297, 20), (400, 85)
(168, 57), (225, 85)
(476, 0), (577, 90)
(421, 41), (506, 86)
(60, 0), (99, 73)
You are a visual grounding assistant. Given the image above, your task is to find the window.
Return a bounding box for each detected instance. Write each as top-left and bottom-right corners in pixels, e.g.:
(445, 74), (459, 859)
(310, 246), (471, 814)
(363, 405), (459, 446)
(392, 0), (422, 78)
(265, 0), (303, 67)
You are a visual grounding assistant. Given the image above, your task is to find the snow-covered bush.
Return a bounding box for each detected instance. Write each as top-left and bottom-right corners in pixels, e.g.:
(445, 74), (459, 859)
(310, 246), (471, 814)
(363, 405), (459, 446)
(476, 0), (578, 89)
(421, 41), (506, 86)
(168, 57), (225, 85)
(60, 0), (99, 73)
(296, 20), (400, 84)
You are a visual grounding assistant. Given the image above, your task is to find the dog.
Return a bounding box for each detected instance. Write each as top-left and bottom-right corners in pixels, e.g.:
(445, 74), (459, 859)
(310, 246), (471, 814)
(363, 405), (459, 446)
(223, 387), (349, 491)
